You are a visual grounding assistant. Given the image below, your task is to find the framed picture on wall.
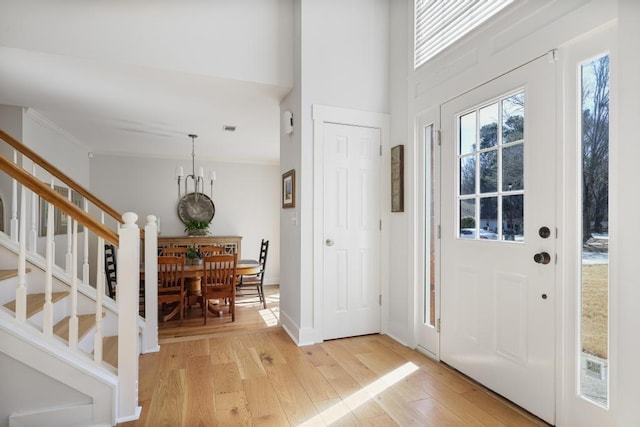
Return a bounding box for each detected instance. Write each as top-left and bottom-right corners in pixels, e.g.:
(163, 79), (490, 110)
(391, 144), (404, 212)
(282, 169), (295, 208)
(39, 185), (84, 236)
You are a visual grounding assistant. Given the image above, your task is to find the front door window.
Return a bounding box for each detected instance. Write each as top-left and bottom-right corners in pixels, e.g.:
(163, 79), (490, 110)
(457, 91), (525, 241)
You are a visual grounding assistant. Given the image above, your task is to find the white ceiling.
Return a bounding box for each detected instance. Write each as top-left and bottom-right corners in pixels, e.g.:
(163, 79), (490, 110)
(0, 0), (293, 164)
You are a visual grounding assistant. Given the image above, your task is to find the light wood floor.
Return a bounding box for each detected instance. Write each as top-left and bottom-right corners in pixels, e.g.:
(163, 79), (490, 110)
(120, 286), (550, 426)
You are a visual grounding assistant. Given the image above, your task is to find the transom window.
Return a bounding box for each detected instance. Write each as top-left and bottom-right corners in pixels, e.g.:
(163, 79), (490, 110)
(414, 0), (514, 69)
(457, 90), (525, 242)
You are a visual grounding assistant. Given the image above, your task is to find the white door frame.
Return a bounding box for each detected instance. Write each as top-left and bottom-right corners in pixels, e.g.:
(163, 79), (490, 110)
(414, 109), (441, 359)
(312, 105), (390, 344)
(557, 24), (616, 427)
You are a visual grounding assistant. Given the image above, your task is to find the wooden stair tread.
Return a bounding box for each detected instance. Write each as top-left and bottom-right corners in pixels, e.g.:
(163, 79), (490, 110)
(103, 336), (118, 368)
(3, 292), (69, 318)
(53, 313), (104, 343)
(0, 268), (31, 281)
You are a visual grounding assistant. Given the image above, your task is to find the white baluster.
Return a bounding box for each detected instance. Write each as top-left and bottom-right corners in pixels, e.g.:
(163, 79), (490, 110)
(14, 185), (27, 321)
(10, 150), (18, 241)
(65, 189), (72, 274)
(93, 237), (104, 363)
(82, 199), (89, 285)
(68, 220), (79, 350)
(142, 215), (159, 354)
(42, 194), (55, 335)
(118, 212), (141, 420)
(28, 164), (37, 251)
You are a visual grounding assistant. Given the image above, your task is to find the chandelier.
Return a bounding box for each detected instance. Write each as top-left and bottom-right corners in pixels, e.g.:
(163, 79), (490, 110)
(175, 134), (216, 201)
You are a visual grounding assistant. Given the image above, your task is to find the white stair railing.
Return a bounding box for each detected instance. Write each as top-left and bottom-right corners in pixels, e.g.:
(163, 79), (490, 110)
(0, 130), (160, 423)
(14, 185), (27, 322)
(42, 190), (55, 336)
(143, 215), (159, 354)
(117, 212), (142, 421)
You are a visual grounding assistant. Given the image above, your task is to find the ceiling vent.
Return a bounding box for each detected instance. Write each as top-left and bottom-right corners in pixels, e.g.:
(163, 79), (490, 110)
(222, 125), (237, 132)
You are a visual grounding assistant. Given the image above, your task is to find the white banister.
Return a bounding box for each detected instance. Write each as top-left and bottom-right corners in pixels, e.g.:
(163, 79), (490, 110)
(10, 150), (18, 241)
(68, 220), (79, 350)
(142, 215), (159, 354)
(64, 189), (72, 274)
(15, 186), (27, 321)
(117, 212), (141, 422)
(42, 194), (55, 336)
(28, 163), (37, 251)
(82, 199), (89, 285)
(93, 237), (104, 363)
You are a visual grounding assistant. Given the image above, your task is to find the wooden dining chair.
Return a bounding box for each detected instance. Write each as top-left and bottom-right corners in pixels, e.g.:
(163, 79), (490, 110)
(161, 246), (189, 257)
(201, 253), (237, 324)
(199, 245), (225, 256)
(104, 243), (118, 299)
(157, 255), (186, 322)
(237, 239), (269, 309)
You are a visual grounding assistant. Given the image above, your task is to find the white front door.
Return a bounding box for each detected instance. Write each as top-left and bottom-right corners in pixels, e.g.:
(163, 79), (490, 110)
(323, 122), (381, 340)
(440, 55), (556, 424)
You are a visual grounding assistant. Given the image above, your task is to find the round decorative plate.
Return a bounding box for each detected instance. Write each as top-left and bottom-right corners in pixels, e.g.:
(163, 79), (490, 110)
(177, 192), (215, 225)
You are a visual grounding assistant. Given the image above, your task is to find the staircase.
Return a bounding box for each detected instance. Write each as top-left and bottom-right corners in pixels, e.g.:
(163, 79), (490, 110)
(0, 129), (159, 426)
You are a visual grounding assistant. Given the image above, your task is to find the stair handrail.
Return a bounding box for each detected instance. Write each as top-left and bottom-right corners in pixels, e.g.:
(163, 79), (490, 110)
(0, 156), (118, 245)
(0, 129), (122, 225)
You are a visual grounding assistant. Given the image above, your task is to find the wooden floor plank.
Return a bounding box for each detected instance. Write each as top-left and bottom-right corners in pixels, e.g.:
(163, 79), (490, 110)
(410, 397), (467, 427)
(212, 362), (243, 395)
(231, 334), (267, 380)
(215, 391), (252, 426)
(264, 363), (319, 425)
(242, 375), (290, 426)
(119, 296), (552, 427)
(184, 354), (217, 427)
(144, 369), (186, 427)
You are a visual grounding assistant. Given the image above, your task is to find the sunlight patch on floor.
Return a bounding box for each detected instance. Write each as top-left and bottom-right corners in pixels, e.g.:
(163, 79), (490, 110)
(299, 362), (419, 426)
(259, 306), (279, 326)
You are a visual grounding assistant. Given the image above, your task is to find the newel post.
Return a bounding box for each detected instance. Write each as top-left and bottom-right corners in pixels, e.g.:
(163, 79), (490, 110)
(142, 215), (159, 353)
(117, 212), (141, 422)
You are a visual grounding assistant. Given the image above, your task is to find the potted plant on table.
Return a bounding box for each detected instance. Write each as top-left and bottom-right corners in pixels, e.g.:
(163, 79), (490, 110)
(186, 246), (202, 265)
(184, 220), (210, 236)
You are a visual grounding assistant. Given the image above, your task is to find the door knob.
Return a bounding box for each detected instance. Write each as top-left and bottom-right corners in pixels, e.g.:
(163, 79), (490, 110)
(534, 252), (551, 264)
(325, 238), (334, 246)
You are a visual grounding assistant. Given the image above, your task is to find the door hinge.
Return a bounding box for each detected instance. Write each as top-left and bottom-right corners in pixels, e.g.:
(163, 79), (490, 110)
(436, 318), (441, 333)
(379, 294), (382, 306)
(434, 129), (441, 146)
(379, 219), (382, 231)
(379, 145), (383, 156)
(437, 225), (441, 239)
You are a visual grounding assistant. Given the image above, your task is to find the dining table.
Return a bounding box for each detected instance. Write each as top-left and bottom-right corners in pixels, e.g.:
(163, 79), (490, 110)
(142, 259), (260, 321)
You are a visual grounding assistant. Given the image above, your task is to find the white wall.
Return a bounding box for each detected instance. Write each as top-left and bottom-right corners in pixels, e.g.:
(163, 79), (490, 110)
(279, 0), (390, 343)
(22, 109), (90, 186)
(279, 0), (302, 333)
(615, 0), (640, 424)
(0, 105), (23, 233)
(387, 0), (411, 344)
(90, 155), (281, 285)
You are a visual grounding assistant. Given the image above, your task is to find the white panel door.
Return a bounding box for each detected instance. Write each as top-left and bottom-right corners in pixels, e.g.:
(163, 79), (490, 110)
(440, 55), (556, 424)
(323, 123), (381, 340)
